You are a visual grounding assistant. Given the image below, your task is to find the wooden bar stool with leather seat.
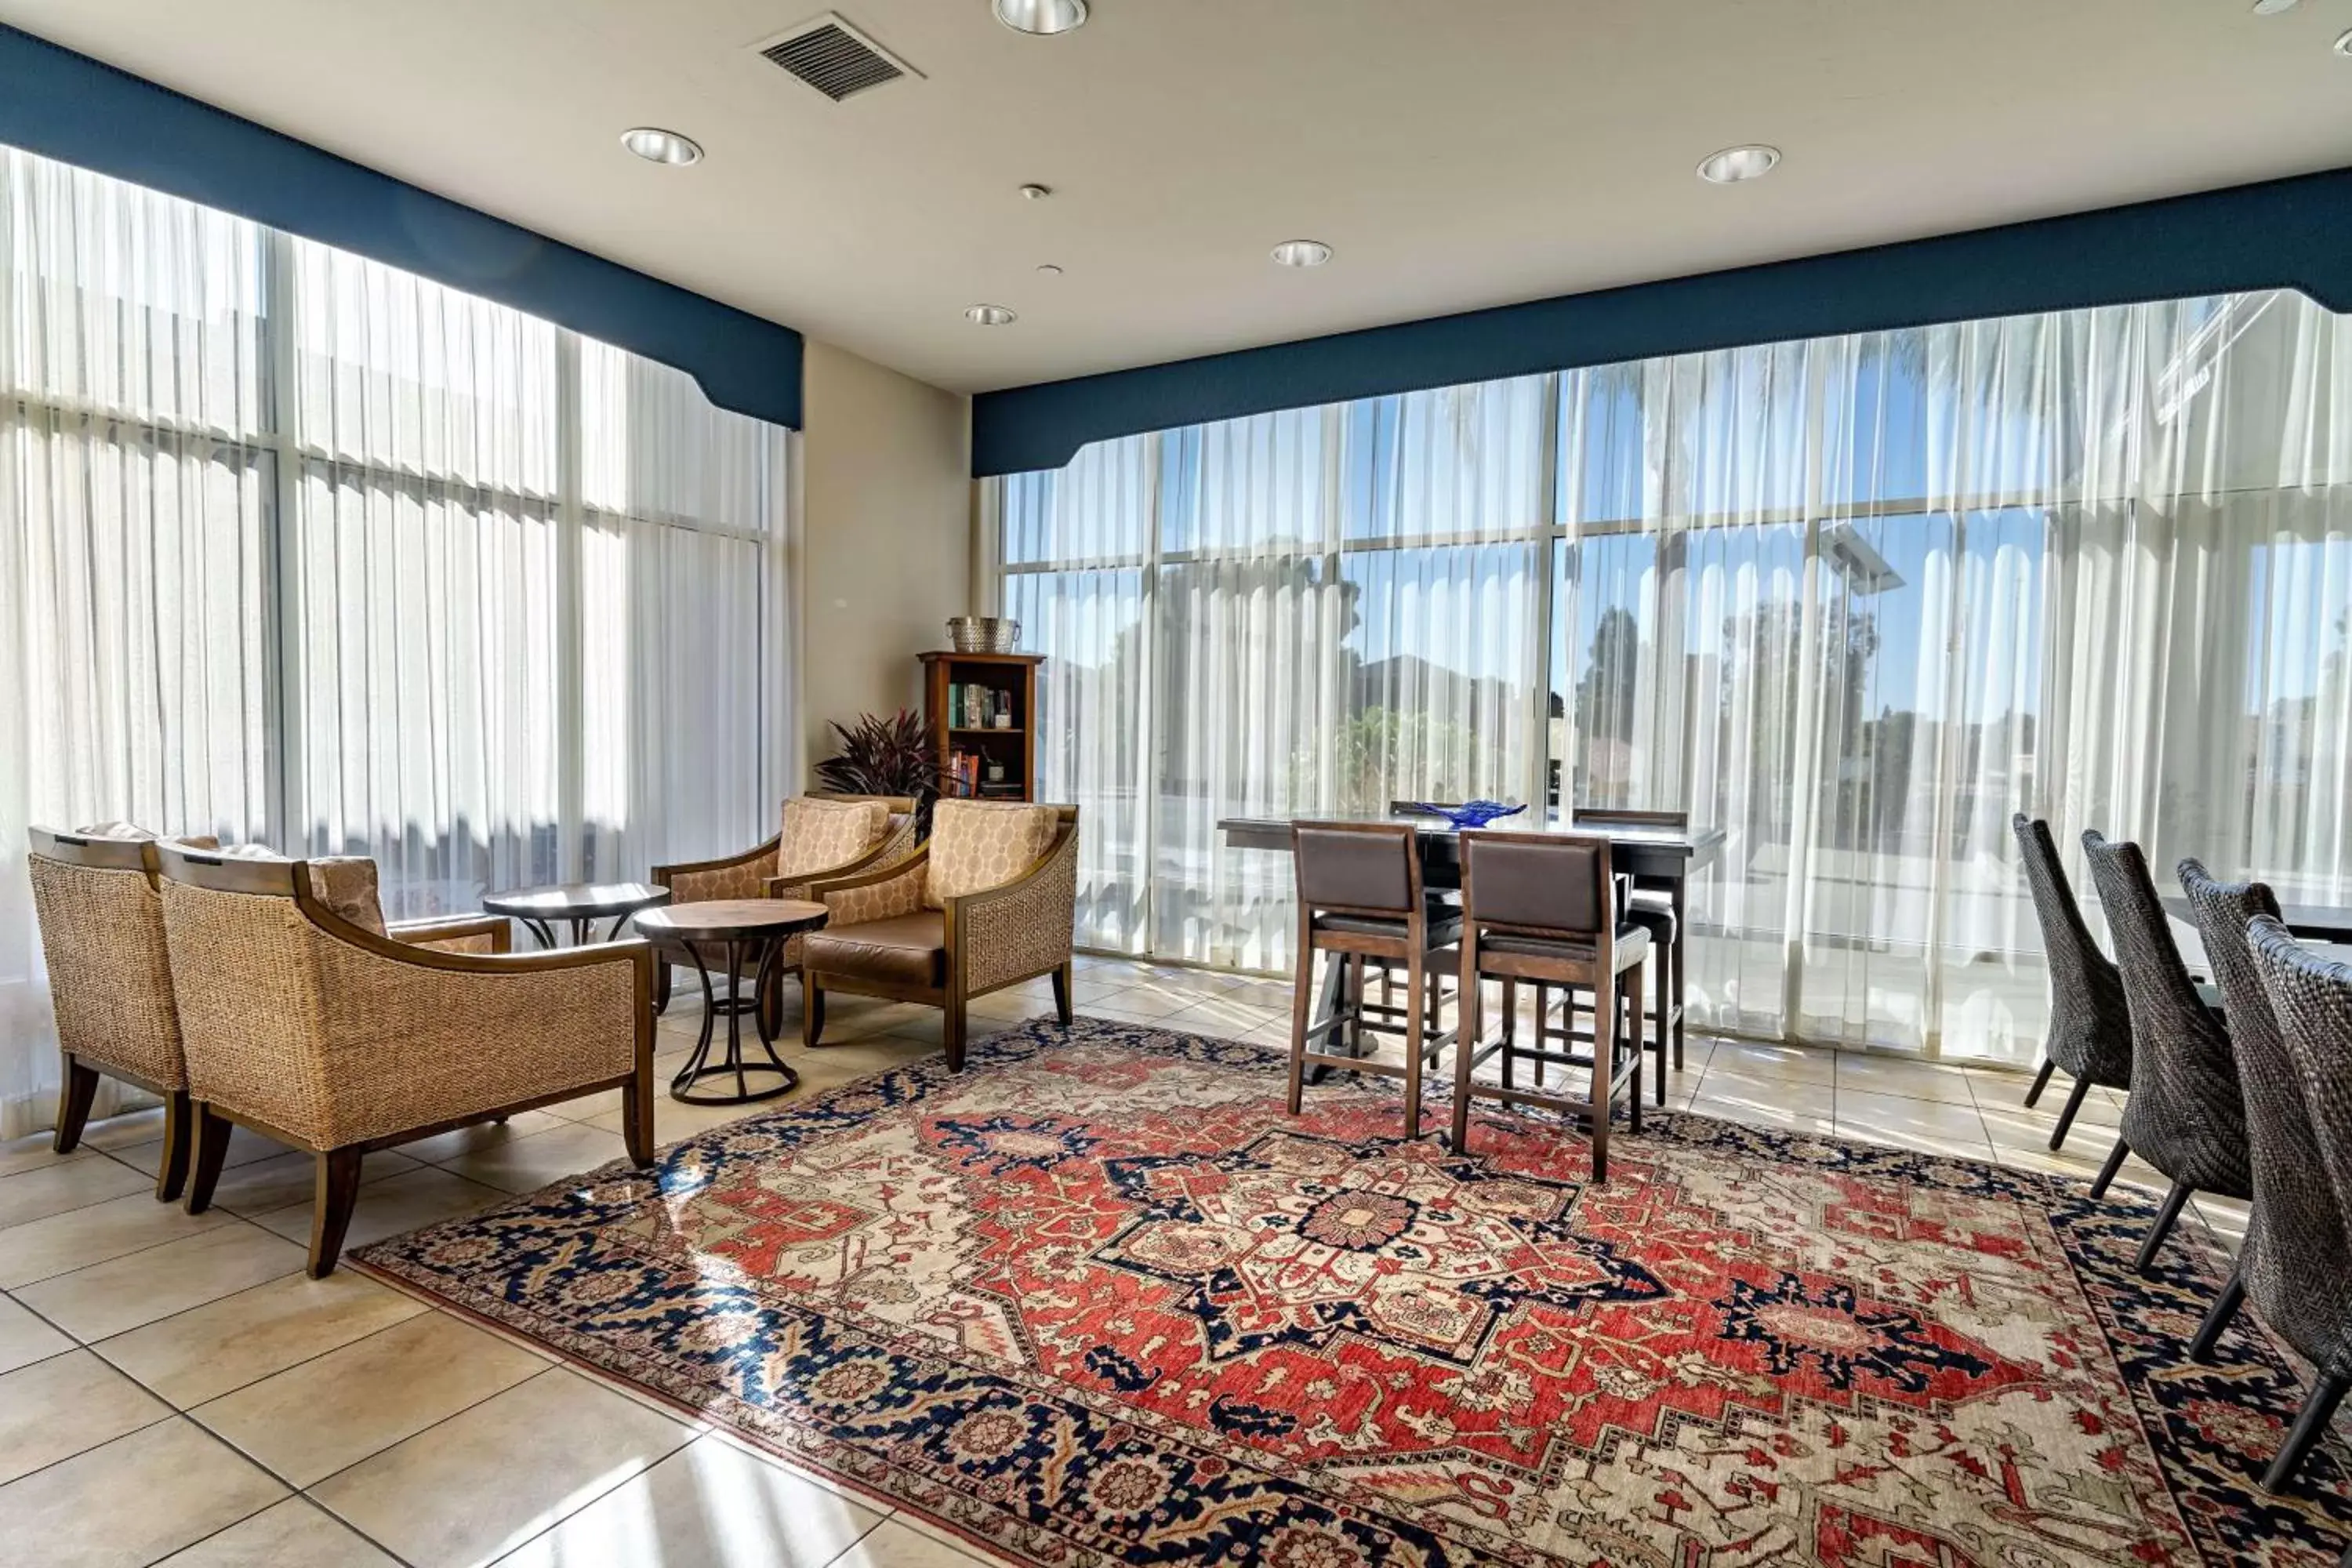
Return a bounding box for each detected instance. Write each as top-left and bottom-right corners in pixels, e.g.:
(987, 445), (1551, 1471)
(1571, 807), (1684, 1102)
(1286, 822), (1461, 1142)
(1450, 830), (1647, 1181)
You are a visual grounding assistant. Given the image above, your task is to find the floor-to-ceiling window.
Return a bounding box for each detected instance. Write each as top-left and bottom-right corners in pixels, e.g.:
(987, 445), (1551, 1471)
(0, 145), (796, 1134)
(986, 289), (2352, 1065)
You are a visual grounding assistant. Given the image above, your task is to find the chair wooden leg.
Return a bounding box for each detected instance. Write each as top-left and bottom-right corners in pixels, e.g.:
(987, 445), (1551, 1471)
(53, 1053), (99, 1154)
(2049, 1076), (2092, 1151)
(307, 1149), (364, 1279)
(1626, 964), (1645, 1136)
(1650, 952), (1668, 1106)
(1051, 959), (1075, 1025)
(153, 1091), (193, 1203)
(1287, 946), (1314, 1116)
(2023, 1057), (2056, 1109)
(944, 996), (967, 1072)
(1345, 957), (1366, 1056)
(1589, 972), (1615, 1185)
(2190, 1268), (2246, 1363)
(2089, 1135), (2131, 1198)
(1402, 953), (1426, 1142)
(2263, 1374), (2350, 1493)
(803, 982), (826, 1047)
(1450, 951), (1480, 1154)
(2135, 1178), (2195, 1276)
(620, 1067), (655, 1167)
(183, 1102), (235, 1215)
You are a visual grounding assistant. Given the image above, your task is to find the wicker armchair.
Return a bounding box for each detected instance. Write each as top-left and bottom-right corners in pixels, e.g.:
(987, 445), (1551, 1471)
(27, 829), (207, 1201)
(2080, 832), (2251, 1274)
(647, 796), (917, 1023)
(2012, 815), (2134, 1149)
(2239, 916), (2352, 1491)
(2179, 868), (2352, 1491)
(156, 844), (652, 1277)
(800, 803), (1078, 1070)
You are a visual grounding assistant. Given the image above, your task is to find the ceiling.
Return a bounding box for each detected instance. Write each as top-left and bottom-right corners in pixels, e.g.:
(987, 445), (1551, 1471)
(4, 0), (2348, 395)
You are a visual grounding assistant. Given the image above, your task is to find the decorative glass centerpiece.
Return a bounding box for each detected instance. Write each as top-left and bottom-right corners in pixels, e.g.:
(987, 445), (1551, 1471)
(1403, 799), (1526, 829)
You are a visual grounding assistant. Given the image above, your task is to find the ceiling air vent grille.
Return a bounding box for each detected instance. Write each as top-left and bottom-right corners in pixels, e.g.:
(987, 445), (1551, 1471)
(757, 15), (916, 102)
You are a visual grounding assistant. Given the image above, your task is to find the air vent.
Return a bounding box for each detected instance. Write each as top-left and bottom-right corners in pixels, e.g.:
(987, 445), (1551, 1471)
(754, 14), (920, 102)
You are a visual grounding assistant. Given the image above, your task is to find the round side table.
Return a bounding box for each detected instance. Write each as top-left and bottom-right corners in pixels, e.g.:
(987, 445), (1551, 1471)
(634, 899), (829, 1105)
(482, 882), (671, 948)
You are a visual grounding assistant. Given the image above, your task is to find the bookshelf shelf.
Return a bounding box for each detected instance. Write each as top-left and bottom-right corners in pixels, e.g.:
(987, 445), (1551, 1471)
(920, 651), (1044, 803)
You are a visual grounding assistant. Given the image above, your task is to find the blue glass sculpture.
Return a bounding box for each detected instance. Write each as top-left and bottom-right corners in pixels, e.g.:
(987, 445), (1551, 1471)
(1406, 799), (1526, 829)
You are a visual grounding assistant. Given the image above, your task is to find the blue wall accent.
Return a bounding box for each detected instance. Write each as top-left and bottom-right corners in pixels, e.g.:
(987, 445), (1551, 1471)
(0, 24), (803, 429)
(972, 165), (2352, 476)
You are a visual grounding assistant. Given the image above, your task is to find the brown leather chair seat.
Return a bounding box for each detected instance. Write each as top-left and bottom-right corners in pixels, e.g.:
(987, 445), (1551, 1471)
(1480, 924), (1650, 962)
(803, 913), (946, 989)
(1316, 911), (1465, 944)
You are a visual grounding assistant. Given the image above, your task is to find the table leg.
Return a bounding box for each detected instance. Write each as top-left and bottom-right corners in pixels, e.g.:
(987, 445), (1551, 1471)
(1669, 874), (1687, 1070)
(1305, 946), (1352, 1086)
(670, 935), (800, 1106)
(520, 916), (559, 950)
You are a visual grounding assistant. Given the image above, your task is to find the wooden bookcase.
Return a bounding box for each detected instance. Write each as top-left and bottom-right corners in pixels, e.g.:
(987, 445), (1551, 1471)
(920, 652), (1044, 802)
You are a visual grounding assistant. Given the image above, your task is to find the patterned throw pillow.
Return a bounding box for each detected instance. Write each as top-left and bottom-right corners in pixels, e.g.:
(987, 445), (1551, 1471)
(924, 801), (1061, 909)
(302, 857), (390, 935)
(779, 797), (891, 880)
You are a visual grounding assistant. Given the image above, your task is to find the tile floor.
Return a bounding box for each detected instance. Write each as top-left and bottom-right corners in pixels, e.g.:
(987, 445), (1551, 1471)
(0, 953), (2241, 1566)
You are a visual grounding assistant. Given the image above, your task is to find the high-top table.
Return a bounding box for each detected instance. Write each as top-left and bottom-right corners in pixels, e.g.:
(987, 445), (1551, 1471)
(1218, 813), (1723, 1067)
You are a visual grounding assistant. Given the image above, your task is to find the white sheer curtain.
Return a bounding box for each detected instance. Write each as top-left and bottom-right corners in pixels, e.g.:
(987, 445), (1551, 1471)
(990, 291), (2352, 1064)
(0, 145), (797, 1137)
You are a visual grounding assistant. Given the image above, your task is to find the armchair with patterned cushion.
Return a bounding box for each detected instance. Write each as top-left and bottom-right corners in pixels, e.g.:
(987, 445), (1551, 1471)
(156, 843), (652, 1278)
(800, 801), (1078, 1069)
(646, 796), (917, 1024)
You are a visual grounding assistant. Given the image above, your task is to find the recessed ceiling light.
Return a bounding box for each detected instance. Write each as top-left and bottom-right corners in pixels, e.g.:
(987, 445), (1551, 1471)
(1270, 239), (1333, 268)
(966, 303), (1018, 325)
(993, 0), (1087, 35)
(1697, 144), (1780, 184)
(2336, 25), (2352, 53)
(2250, 0), (2301, 13)
(1036, 263), (1064, 276)
(1019, 183), (1054, 201)
(620, 127), (703, 166)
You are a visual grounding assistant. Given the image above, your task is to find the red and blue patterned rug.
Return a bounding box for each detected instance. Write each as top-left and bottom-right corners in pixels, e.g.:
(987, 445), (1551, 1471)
(352, 1018), (2351, 1566)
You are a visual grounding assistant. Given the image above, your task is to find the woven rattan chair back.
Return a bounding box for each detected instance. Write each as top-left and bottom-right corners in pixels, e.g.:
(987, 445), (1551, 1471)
(2082, 832), (2250, 1203)
(2012, 815), (2133, 1090)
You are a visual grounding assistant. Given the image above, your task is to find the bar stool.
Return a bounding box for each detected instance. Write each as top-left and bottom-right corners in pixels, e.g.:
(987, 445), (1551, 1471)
(1571, 807), (1683, 1102)
(1449, 830), (1647, 1181)
(1286, 822), (1461, 1141)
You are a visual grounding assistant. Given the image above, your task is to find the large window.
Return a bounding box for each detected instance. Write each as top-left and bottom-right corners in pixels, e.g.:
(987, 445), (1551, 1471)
(988, 291), (2352, 1065)
(1, 146), (794, 1133)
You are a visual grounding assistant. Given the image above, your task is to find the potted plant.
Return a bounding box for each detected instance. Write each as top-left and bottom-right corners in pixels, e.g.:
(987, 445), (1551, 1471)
(815, 710), (947, 833)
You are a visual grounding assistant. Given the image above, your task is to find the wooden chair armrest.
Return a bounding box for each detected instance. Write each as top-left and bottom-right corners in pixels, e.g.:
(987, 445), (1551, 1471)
(387, 914), (512, 953)
(806, 847), (931, 902)
(651, 835), (781, 888)
(764, 815), (920, 900)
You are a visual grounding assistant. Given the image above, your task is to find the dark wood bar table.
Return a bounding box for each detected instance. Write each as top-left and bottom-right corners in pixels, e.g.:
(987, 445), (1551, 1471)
(1218, 813), (1722, 1068)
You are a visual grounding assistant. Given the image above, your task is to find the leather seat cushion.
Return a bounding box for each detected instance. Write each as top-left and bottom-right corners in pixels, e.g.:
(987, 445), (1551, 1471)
(1622, 895), (1675, 938)
(1316, 912), (1465, 946)
(804, 912), (946, 987)
(1480, 923), (1651, 962)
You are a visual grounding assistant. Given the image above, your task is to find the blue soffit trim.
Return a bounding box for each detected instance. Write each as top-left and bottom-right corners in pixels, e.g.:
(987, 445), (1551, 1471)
(971, 164), (2352, 476)
(0, 23), (802, 430)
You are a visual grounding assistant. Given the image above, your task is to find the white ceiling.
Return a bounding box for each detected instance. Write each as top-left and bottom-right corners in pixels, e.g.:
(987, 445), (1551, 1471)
(5, 1), (2349, 394)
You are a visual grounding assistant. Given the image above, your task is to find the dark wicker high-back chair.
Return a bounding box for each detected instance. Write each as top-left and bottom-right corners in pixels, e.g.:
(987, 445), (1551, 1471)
(2011, 815), (2133, 1149)
(2241, 915), (2352, 1492)
(2080, 832), (2251, 1274)
(2180, 866), (2352, 1487)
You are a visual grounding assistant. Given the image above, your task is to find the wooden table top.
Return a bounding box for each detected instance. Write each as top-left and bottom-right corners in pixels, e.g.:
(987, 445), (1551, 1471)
(481, 881), (671, 918)
(1218, 814), (1724, 866)
(635, 898), (829, 942)
(2160, 894), (2352, 946)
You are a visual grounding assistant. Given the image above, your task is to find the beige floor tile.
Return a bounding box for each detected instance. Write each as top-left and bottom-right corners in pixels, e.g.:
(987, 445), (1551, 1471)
(0, 1294), (72, 1374)
(489, 1433), (885, 1567)
(1079, 985), (1195, 1019)
(155, 1495), (401, 1566)
(586, 1094), (760, 1148)
(1159, 996), (1284, 1037)
(830, 1515), (1007, 1566)
(1982, 1079), (2126, 1131)
(251, 1166), (511, 1253)
(204, 1150), (417, 1218)
(311, 1367), (697, 1568)
(0, 1348), (170, 1483)
(1979, 1101), (2131, 1158)
(1833, 1053), (1976, 1105)
(96, 1269), (427, 1408)
(16, 1224), (307, 1341)
(1701, 1040), (1837, 1085)
(0, 1155), (152, 1229)
(0, 1189), (234, 1290)
(114, 1123), (290, 1178)
(1689, 1075), (1837, 1133)
(964, 989), (1053, 1022)
(0, 1417), (288, 1567)
(429, 1123), (630, 1196)
(75, 1105), (170, 1152)
(397, 1112), (569, 1165)
(1835, 1090), (1993, 1159)
(195, 1308), (550, 1487)
(0, 1131), (96, 1181)
(550, 1084), (630, 1123)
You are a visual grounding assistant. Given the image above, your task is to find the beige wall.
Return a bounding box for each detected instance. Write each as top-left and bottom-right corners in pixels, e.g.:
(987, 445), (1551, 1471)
(797, 339), (972, 783)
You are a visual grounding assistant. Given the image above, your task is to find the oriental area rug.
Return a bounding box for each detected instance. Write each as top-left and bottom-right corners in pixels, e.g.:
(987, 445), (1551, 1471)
(352, 1018), (2351, 1566)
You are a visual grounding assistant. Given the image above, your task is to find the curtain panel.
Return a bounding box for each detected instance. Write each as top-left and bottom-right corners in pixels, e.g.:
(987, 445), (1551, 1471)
(0, 146), (797, 1137)
(986, 290), (2352, 1065)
